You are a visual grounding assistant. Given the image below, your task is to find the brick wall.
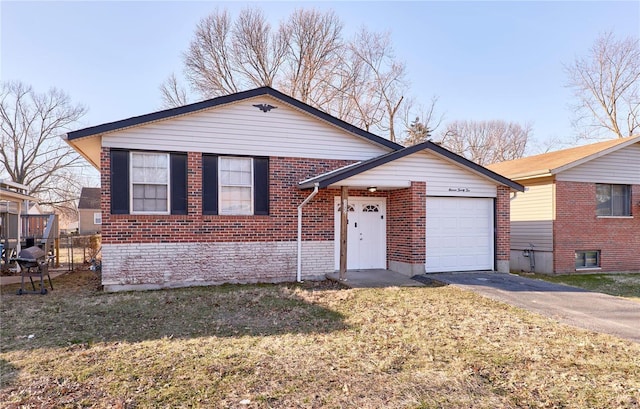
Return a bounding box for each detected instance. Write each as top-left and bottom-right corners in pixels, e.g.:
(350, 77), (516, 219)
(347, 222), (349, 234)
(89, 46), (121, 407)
(101, 149), (351, 244)
(388, 182), (426, 273)
(101, 241), (333, 291)
(496, 185), (511, 271)
(554, 181), (640, 273)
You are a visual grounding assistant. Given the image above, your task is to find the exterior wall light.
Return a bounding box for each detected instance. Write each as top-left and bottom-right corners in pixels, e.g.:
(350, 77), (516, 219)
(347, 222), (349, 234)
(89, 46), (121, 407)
(367, 186), (377, 193)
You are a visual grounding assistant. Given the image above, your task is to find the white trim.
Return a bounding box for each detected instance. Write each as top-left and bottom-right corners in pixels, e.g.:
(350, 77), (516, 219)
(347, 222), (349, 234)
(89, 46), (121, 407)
(129, 152), (171, 215)
(218, 156), (254, 215)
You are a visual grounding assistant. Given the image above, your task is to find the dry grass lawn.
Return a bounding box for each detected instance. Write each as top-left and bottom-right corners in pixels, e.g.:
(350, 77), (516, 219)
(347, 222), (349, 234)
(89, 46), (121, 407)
(521, 273), (640, 301)
(1, 271), (639, 408)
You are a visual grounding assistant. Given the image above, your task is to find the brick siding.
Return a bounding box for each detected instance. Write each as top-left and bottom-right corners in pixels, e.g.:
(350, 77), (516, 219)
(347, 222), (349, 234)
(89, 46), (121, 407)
(100, 147), (514, 288)
(553, 181), (640, 273)
(496, 185), (511, 264)
(388, 181), (426, 266)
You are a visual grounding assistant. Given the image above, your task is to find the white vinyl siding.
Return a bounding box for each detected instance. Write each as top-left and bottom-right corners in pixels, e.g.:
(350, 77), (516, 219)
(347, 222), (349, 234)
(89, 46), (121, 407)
(102, 96), (390, 161)
(334, 151), (498, 197)
(557, 143), (640, 184)
(509, 180), (554, 251)
(130, 152), (170, 214)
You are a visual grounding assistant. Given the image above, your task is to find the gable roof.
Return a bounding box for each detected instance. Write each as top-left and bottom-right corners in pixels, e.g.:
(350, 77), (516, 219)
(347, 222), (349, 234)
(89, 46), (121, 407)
(299, 141), (524, 191)
(487, 136), (640, 180)
(78, 187), (101, 209)
(65, 87), (403, 151)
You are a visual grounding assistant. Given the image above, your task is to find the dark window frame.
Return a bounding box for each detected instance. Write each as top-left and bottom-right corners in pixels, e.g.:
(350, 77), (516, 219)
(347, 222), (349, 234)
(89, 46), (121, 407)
(596, 184), (632, 217)
(575, 250), (600, 269)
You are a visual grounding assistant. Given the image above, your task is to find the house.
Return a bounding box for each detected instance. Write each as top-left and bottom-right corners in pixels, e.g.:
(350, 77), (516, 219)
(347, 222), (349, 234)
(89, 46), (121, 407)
(0, 180), (38, 268)
(64, 87), (523, 292)
(487, 136), (640, 274)
(78, 187), (102, 235)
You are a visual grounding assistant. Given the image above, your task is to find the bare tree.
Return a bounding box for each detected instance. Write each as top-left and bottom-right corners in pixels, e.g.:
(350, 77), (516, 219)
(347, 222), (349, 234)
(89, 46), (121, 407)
(435, 120), (532, 166)
(0, 81), (88, 208)
(162, 7), (436, 142)
(160, 73), (190, 108)
(345, 28), (409, 141)
(280, 9), (344, 106)
(232, 7), (288, 88)
(401, 96), (444, 146)
(183, 8), (240, 98)
(566, 32), (640, 139)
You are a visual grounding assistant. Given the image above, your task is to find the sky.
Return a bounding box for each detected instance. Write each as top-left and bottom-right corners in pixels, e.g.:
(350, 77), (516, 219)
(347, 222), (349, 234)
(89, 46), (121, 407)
(2, 1), (639, 159)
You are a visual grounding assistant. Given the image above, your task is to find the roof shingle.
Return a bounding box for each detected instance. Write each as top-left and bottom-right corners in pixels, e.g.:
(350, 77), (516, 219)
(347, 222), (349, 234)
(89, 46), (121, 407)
(487, 136), (640, 179)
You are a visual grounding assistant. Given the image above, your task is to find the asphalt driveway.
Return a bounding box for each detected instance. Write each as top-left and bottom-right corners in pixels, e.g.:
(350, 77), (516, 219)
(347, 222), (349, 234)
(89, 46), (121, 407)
(430, 272), (640, 343)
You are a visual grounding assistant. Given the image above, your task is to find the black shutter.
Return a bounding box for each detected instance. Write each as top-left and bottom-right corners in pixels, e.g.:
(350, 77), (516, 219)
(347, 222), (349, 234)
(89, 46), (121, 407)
(202, 154), (218, 215)
(253, 157), (269, 215)
(170, 153), (188, 215)
(110, 149), (129, 214)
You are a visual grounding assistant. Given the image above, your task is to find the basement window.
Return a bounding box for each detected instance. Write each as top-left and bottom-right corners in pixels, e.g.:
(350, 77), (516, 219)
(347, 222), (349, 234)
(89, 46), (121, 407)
(575, 250), (600, 269)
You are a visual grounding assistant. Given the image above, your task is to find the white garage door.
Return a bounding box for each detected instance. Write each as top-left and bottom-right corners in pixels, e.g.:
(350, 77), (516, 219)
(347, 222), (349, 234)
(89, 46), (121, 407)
(425, 197), (494, 273)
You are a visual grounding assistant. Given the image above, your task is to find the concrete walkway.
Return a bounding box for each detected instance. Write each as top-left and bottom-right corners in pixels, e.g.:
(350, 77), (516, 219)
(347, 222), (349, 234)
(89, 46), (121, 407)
(0, 268), (69, 286)
(326, 269), (424, 288)
(431, 271), (640, 344)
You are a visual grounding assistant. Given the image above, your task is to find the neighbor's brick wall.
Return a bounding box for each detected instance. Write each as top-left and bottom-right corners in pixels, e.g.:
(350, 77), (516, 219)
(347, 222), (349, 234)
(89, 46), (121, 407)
(388, 181), (426, 266)
(553, 181), (640, 273)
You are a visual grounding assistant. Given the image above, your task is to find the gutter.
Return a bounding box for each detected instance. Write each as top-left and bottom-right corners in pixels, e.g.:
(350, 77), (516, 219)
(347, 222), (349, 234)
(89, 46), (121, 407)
(296, 183), (319, 282)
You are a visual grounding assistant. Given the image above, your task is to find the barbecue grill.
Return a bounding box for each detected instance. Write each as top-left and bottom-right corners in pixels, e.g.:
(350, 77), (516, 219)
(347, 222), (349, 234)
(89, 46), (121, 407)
(11, 246), (53, 295)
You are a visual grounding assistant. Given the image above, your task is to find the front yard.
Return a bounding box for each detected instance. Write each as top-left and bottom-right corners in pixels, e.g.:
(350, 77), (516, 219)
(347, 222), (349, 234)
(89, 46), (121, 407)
(1, 271), (639, 408)
(521, 273), (640, 301)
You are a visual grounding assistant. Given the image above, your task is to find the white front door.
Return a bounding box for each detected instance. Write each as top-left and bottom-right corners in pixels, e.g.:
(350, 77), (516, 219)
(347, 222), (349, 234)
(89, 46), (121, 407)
(334, 197), (386, 270)
(425, 197), (494, 273)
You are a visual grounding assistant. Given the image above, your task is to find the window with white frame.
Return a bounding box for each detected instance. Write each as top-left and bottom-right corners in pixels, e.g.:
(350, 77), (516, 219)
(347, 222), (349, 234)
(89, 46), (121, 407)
(596, 184), (631, 217)
(219, 156), (253, 215)
(93, 212), (102, 225)
(131, 152), (170, 213)
(575, 250), (600, 269)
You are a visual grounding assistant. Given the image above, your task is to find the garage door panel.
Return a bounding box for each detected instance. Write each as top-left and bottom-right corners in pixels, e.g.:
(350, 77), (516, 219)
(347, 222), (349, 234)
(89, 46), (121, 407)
(426, 197), (494, 273)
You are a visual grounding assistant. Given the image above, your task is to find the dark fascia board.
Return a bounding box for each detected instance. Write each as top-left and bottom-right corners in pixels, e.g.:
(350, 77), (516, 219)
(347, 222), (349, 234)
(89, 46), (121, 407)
(299, 141), (525, 192)
(66, 86), (403, 151)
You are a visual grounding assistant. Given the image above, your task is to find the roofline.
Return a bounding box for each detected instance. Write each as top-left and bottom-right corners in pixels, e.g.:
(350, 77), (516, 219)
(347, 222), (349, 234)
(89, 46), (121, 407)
(65, 86), (403, 151)
(299, 141), (524, 191)
(550, 135), (640, 174)
(490, 135), (640, 179)
(425, 142), (524, 191)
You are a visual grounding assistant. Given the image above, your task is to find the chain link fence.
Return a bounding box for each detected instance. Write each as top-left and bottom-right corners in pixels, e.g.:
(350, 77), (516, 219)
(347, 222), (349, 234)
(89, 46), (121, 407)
(57, 234), (101, 271)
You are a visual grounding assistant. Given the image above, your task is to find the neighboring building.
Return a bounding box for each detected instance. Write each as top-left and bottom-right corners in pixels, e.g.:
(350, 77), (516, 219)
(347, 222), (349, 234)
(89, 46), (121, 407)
(64, 87), (522, 292)
(78, 187), (102, 235)
(487, 136), (640, 274)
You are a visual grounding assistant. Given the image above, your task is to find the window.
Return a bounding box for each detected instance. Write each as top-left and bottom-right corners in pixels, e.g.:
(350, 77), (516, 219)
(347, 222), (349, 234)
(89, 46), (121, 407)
(219, 157), (253, 215)
(110, 150), (186, 215)
(202, 154), (269, 216)
(131, 152), (169, 213)
(596, 184), (631, 216)
(93, 212), (102, 225)
(575, 250), (600, 269)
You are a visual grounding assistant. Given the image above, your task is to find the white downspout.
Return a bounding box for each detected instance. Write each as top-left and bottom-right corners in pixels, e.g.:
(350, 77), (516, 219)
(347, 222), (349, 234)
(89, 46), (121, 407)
(297, 183), (319, 282)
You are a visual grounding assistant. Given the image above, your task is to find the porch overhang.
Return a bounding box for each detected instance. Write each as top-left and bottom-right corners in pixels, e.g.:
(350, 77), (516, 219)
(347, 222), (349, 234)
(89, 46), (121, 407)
(0, 180), (37, 203)
(298, 141), (524, 192)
